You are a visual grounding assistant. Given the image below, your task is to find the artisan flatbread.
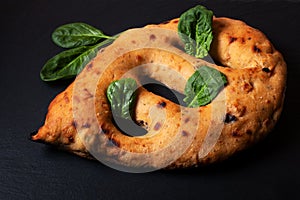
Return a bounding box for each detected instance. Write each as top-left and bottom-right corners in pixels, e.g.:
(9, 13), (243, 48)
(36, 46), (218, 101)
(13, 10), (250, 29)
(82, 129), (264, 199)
(32, 17), (286, 170)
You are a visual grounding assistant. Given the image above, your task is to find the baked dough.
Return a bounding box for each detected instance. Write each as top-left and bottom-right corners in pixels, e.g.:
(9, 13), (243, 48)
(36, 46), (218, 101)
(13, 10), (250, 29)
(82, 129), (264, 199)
(32, 17), (286, 170)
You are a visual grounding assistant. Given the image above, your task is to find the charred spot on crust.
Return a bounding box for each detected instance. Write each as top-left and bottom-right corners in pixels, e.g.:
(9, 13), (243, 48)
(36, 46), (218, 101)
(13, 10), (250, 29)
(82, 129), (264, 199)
(229, 36), (237, 44)
(86, 63), (93, 70)
(232, 131), (242, 137)
(150, 34), (156, 41)
(83, 88), (93, 99)
(131, 40), (136, 44)
(154, 122), (162, 131)
(136, 55), (143, 62)
(100, 126), (109, 135)
(253, 45), (262, 53)
(157, 101), (167, 108)
(82, 123), (91, 128)
(182, 130), (189, 137)
(108, 138), (120, 147)
(242, 81), (253, 93)
(136, 120), (148, 129)
(184, 118), (190, 123)
(161, 20), (170, 24)
(68, 136), (74, 143)
(224, 113), (237, 123)
(71, 120), (78, 128)
(262, 68), (271, 73)
(172, 19), (179, 23)
(241, 38), (246, 44)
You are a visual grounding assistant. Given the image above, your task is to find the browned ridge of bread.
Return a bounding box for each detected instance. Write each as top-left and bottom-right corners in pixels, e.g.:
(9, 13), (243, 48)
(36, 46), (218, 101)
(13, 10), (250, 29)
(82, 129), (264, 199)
(32, 17), (287, 169)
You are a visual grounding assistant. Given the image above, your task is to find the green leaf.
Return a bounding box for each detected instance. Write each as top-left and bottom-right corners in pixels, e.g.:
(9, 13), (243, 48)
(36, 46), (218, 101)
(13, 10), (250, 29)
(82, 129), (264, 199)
(178, 5), (213, 58)
(40, 38), (113, 81)
(52, 22), (112, 48)
(184, 66), (227, 107)
(106, 78), (138, 120)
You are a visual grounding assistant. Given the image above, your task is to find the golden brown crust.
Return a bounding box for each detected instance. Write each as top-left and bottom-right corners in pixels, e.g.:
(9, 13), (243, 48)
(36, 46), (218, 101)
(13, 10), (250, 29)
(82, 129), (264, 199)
(31, 83), (90, 157)
(32, 17), (287, 169)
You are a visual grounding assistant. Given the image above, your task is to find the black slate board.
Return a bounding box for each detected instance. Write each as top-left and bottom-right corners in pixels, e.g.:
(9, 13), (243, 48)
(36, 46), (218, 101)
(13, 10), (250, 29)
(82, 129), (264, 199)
(1, 0), (300, 199)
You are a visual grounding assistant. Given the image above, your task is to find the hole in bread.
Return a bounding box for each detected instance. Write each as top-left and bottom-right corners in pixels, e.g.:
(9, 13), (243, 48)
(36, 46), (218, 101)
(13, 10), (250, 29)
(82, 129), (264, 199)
(141, 76), (187, 106)
(210, 58), (223, 67)
(110, 76), (187, 137)
(112, 116), (148, 137)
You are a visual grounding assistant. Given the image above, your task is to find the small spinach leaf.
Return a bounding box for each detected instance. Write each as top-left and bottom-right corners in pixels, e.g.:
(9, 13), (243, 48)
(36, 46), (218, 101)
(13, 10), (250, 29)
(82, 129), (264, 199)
(178, 5), (213, 58)
(40, 38), (113, 81)
(184, 66), (227, 107)
(106, 78), (138, 120)
(52, 22), (112, 48)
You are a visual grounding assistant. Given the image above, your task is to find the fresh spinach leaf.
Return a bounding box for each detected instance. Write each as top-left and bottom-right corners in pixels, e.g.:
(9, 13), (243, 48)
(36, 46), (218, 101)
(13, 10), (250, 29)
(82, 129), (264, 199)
(52, 22), (113, 48)
(106, 78), (138, 120)
(178, 5), (213, 58)
(40, 38), (113, 81)
(184, 66), (227, 107)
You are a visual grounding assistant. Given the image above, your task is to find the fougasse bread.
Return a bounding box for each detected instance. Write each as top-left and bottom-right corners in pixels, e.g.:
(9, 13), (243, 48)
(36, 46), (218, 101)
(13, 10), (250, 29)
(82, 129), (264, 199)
(31, 17), (286, 171)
